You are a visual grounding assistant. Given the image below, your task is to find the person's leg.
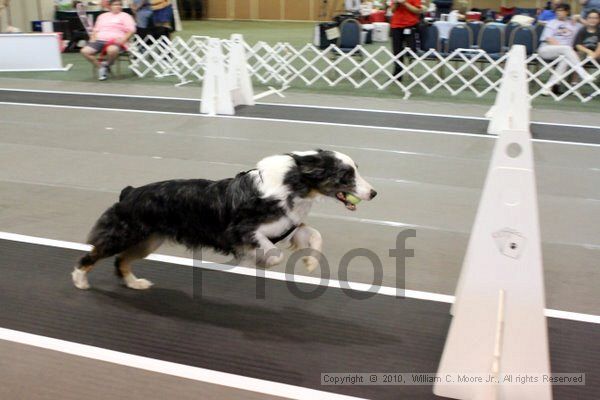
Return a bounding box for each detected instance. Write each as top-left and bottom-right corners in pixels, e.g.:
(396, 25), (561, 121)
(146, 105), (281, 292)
(537, 45), (568, 88)
(561, 46), (591, 80)
(104, 44), (121, 66)
(80, 45), (100, 67)
(540, 45), (591, 87)
(406, 25), (417, 53)
(137, 7), (153, 37)
(391, 27), (403, 77)
(402, 26), (417, 79)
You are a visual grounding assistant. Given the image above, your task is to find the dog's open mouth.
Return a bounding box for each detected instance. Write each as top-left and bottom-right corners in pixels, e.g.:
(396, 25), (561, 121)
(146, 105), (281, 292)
(336, 192), (358, 211)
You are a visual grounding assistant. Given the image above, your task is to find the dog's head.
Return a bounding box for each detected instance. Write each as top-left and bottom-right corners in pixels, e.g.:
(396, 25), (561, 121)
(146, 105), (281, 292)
(257, 150), (377, 211)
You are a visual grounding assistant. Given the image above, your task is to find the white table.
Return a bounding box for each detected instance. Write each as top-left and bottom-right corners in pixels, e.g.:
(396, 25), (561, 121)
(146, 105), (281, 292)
(0, 33), (72, 72)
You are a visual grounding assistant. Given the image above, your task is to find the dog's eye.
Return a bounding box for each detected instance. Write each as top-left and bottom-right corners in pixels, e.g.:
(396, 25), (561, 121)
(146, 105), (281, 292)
(340, 170), (354, 184)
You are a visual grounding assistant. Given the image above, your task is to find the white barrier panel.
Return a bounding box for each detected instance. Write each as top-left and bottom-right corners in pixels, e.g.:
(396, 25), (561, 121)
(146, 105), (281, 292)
(486, 47), (530, 135)
(435, 46), (551, 400)
(200, 38), (234, 116)
(228, 34), (255, 107)
(128, 35), (600, 102)
(0, 33), (71, 72)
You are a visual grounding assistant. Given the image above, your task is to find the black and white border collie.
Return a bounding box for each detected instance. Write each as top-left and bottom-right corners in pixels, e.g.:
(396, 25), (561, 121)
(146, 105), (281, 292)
(72, 150), (376, 290)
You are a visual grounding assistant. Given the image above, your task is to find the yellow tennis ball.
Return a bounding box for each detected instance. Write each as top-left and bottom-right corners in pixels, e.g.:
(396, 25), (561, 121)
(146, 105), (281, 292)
(345, 193), (362, 205)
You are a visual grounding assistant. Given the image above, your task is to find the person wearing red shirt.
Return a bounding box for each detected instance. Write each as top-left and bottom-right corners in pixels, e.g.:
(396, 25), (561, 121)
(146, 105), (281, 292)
(390, 0), (422, 81)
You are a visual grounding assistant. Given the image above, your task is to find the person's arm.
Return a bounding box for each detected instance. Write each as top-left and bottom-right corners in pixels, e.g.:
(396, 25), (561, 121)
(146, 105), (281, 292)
(575, 44), (598, 57)
(577, 45), (596, 57)
(540, 22), (560, 45)
(593, 33), (600, 58)
(120, 30), (134, 44)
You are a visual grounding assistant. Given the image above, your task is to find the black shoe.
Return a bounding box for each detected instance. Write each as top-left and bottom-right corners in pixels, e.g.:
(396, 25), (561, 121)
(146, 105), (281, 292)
(551, 84), (563, 95)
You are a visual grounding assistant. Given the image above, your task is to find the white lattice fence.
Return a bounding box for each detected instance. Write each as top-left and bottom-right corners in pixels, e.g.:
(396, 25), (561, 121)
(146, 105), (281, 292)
(128, 35), (600, 102)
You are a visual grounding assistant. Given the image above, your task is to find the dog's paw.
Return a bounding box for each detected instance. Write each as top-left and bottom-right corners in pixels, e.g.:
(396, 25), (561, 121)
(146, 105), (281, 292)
(302, 256), (319, 273)
(124, 276), (154, 290)
(264, 253), (284, 268)
(72, 268), (90, 290)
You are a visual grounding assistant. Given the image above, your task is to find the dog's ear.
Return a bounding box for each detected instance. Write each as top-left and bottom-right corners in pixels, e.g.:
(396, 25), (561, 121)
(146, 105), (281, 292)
(293, 152), (335, 183)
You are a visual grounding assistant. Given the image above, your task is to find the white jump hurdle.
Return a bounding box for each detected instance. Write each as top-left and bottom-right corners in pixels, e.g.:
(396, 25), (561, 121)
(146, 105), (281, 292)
(434, 45), (552, 400)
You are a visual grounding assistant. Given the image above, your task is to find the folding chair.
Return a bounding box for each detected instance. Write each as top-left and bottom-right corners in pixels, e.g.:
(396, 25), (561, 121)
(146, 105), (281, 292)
(417, 24), (440, 56)
(336, 18), (362, 56)
(329, 18), (363, 79)
(439, 24), (474, 80)
(444, 24), (473, 55)
(478, 23), (504, 60)
(503, 22), (520, 50)
(466, 22), (483, 47)
(509, 26), (536, 55)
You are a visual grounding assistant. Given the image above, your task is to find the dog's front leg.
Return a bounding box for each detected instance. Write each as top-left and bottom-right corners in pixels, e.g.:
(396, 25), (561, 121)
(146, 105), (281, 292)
(253, 232), (284, 268)
(290, 223), (323, 272)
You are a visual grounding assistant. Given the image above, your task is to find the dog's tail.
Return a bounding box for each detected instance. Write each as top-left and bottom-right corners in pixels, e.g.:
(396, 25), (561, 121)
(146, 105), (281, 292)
(119, 186), (135, 202)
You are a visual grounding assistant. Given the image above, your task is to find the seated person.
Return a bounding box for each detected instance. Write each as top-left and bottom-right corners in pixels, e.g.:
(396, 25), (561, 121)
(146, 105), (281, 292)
(574, 9), (600, 59)
(538, 3), (592, 94)
(80, 0), (136, 81)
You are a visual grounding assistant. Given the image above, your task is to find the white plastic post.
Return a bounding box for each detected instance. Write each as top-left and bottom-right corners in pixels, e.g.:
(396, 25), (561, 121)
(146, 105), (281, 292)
(434, 46), (552, 400)
(227, 34), (255, 107)
(200, 38), (234, 116)
(172, 0), (183, 32)
(485, 46), (530, 134)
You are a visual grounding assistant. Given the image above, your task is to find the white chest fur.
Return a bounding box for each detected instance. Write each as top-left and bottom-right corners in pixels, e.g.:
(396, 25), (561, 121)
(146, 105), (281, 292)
(257, 197), (314, 239)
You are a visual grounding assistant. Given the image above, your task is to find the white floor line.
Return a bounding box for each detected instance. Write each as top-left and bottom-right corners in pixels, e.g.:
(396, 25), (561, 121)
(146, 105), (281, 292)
(0, 101), (491, 139)
(0, 87), (199, 102)
(0, 101), (600, 147)
(0, 231), (598, 325)
(1, 101), (598, 148)
(0, 327), (365, 400)
(2, 87), (598, 130)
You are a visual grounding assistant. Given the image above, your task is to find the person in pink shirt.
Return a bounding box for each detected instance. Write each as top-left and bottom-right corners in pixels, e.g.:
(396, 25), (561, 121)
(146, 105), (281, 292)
(81, 0), (136, 81)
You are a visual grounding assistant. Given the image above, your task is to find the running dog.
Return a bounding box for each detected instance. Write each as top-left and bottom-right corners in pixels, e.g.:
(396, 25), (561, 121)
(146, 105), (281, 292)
(72, 150), (377, 290)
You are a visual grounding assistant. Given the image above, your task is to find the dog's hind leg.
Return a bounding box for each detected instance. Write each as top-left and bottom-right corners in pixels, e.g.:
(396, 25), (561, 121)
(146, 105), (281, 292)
(290, 224), (323, 273)
(72, 243), (123, 290)
(114, 235), (164, 290)
(72, 249), (102, 290)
